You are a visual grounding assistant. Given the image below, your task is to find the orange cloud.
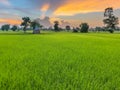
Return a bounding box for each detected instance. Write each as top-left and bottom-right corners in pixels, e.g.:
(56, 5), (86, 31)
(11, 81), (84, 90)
(41, 4), (50, 12)
(40, 4), (50, 19)
(54, 0), (120, 16)
(0, 18), (21, 25)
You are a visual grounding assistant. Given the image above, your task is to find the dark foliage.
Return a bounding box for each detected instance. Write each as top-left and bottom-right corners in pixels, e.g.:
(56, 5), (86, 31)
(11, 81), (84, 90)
(103, 7), (119, 33)
(66, 26), (71, 32)
(54, 21), (59, 32)
(11, 25), (18, 31)
(80, 23), (89, 33)
(21, 17), (31, 33)
(73, 27), (79, 33)
(1, 24), (10, 31)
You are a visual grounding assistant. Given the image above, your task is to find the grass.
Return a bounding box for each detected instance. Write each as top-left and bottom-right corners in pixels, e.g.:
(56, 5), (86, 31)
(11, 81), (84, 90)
(0, 31), (120, 90)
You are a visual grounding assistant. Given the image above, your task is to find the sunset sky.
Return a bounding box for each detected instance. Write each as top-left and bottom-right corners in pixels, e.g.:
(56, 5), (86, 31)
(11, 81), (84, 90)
(0, 0), (120, 27)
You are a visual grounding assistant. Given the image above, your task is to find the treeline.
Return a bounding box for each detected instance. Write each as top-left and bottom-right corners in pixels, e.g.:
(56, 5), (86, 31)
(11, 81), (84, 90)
(53, 7), (119, 33)
(0, 7), (119, 33)
(1, 24), (19, 31)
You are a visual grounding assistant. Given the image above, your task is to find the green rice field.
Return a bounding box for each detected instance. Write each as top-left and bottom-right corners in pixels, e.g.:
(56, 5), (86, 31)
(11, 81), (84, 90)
(0, 31), (120, 90)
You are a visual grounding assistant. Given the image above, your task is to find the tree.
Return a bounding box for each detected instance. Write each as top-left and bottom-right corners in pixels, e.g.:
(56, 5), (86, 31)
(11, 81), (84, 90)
(54, 21), (59, 31)
(11, 25), (18, 31)
(1, 24), (10, 31)
(66, 25), (71, 32)
(21, 17), (31, 33)
(31, 19), (41, 34)
(31, 20), (40, 30)
(1, 25), (5, 31)
(80, 23), (89, 33)
(103, 7), (119, 33)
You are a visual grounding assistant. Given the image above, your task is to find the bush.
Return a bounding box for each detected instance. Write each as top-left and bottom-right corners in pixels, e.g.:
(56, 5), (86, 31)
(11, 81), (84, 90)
(73, 28), (78, 33)
(11, 25), (18, 31)
(108, 29), (114, 33)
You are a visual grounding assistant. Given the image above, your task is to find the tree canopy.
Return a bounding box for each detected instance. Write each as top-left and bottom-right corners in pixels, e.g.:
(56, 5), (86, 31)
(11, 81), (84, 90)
(103, 7), (119, 33)
(80, 23), (89, 33)
(21, 17), (31, 33)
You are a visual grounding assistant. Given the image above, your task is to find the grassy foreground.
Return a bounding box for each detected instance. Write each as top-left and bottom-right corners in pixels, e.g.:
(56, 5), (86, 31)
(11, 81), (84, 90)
(0, 31), (120, 90)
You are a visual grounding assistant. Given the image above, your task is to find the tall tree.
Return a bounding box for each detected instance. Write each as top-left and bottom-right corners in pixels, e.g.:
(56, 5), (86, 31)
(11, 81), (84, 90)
(54, 21), (59, 32)
(103, 7), (119, 33)
(21, 17), (31, 33)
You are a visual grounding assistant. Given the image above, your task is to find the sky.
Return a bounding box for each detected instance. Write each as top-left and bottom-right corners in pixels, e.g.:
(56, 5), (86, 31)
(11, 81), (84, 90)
(0, 0), (120, 28)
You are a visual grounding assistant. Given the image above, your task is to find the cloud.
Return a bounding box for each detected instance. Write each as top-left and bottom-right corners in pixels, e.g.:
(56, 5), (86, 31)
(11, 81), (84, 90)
(41, 4), (50, 12)
(0, 18), (21, 25)
(60, 20), (71, 28)
(40, 4), (50, 19)
(34, 17), (52, 28)
(27, 0), (67, 13)
(53, 0), (120, 16)
(34, 16), (71, 28)
(0, 0), (11, 6)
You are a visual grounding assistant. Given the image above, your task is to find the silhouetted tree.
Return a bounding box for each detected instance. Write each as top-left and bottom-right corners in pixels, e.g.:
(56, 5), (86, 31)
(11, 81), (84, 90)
(11, 25), (18, 31)
(1, 25), (5, 31)
(103, 7), (119, 33)
(80, 23), (89, 33)
(21, 17), (31, 33)
(66, 25), (71, 32)
(6, 24), (10, 31)
(1, 24), (10, 31)
(54, 21), (59, 31)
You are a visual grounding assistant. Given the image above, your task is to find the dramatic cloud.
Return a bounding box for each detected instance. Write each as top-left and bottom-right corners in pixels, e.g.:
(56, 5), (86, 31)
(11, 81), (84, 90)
(53, 0), (120, 16)
(34, 17), (52, 28)
(29, 0), (67, 11)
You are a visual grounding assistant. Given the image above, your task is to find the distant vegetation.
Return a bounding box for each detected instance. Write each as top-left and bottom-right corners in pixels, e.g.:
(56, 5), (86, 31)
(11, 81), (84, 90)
(0, 7), (119, 33)
(11, 25), (18, 31)
(1, 24), (10, 31)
